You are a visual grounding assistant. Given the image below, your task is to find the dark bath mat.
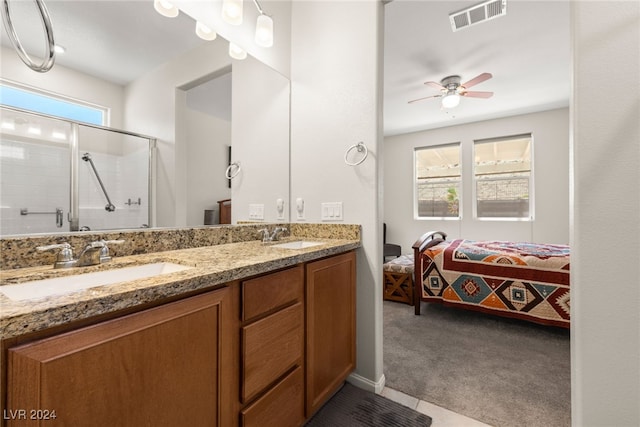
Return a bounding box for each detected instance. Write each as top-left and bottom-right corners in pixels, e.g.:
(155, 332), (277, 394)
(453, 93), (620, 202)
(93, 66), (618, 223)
(305, 382), (432, 427)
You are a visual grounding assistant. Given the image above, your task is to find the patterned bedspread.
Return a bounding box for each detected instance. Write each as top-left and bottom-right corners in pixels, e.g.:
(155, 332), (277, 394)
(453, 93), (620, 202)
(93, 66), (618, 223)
(420, 239), (570, 327)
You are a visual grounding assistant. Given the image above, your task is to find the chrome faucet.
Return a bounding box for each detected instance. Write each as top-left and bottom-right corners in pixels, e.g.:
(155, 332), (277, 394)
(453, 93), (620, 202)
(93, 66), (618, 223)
(37, 239), (124, 269)
(76, 241), (107, 267)
(258, 226), (288, 243)
(36, 243), (76, 269)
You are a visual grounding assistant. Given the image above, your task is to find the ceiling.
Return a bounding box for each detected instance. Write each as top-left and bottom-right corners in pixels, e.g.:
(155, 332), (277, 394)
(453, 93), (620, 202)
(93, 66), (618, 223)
(1, 0), (571, 136)
(384, 0), (570, 136)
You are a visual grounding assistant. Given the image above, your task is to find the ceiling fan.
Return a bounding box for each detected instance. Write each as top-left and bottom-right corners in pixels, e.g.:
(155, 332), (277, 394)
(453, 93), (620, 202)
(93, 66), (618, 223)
(409, 72), (493, 109)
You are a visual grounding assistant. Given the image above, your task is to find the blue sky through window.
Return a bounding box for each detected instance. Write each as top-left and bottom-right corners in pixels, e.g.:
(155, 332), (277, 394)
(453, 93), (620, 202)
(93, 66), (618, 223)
(0, 85), (104, 125)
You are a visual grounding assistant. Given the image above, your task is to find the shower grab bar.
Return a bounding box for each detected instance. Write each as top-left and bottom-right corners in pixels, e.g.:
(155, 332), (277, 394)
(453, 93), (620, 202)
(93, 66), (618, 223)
(20, 207), (64, 227)
(81, 152), (116, 212)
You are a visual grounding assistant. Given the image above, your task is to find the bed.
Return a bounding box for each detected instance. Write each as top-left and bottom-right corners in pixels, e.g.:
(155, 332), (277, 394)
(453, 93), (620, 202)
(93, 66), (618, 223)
(412, 231), (570, 328)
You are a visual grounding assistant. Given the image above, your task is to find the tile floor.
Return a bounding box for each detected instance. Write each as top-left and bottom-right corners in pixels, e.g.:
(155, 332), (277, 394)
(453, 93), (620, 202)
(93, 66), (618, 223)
(380, 386), (492, 427)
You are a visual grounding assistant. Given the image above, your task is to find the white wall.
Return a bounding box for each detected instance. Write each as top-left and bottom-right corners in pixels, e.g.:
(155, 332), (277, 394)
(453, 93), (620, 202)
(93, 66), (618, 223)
(571, 2), (639, 426)
(185, 109), (231, 226)
(290, 0), (384, 391)
(0, 46), (125, 128)
(231, 55), (290, 223)
(384, 108), (570, 252)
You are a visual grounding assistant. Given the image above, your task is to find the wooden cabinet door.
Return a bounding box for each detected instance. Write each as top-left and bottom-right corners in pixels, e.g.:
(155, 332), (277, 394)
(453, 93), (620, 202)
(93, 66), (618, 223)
(240, 366), (305, 427)
(6, 288), (232, 427)
(305, 251), (356, 416)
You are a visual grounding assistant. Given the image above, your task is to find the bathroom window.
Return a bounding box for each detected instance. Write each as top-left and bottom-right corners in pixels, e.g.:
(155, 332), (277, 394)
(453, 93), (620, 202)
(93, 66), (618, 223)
(415, 143), (461, 219)
(0, 81), (107, 126)
(474, 134), (533, 219)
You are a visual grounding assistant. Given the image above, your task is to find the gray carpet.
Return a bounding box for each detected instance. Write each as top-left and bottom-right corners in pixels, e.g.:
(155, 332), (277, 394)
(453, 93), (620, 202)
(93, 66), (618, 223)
(305, 382), (432, 426)
(384, 300), (571, 427)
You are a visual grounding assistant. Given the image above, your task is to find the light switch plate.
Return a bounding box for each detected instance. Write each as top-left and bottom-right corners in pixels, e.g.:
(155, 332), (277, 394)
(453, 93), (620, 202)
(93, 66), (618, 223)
(321, 202), (343, 221)
(249, 204), (264, 220)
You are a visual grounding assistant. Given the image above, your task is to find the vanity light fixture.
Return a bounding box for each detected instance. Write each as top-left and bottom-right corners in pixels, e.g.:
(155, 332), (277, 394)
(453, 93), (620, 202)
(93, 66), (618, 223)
(255, 13), (273, 47)
(222, 0), (243, 25)
(195, 21), (217, 41)
(441, 91), (461, 109)
(154, 0), (273, 62)
(153, 0), (179, 18)
(229, 42), (247, 60)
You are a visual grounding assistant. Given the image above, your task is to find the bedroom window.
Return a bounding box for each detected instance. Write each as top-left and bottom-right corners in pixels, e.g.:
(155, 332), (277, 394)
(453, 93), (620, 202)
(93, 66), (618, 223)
(474, 134), (532, 219)
(415, 143), (461, 219)
(0, 81), (107, 126)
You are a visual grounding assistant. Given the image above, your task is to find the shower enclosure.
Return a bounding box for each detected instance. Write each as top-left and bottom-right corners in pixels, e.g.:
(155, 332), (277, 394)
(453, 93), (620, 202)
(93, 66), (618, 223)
(0, 106), (155, 236)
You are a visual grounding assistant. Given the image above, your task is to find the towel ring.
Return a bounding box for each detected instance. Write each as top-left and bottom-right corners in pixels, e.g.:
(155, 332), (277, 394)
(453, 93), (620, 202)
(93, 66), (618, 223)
(225, 161), (241, 179)
(344, 141), (368, 166)
(2, 0), (56, 72)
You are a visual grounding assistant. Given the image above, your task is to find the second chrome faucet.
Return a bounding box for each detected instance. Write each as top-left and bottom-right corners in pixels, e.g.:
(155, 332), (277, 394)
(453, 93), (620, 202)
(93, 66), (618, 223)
(258, 227), (288, 243)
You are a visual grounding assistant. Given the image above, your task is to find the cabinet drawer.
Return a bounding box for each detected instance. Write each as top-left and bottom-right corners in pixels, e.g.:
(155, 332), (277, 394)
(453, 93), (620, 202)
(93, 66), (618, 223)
(242, 302), (303, 402)
(241, 366), (304, 427)
(242, 265), (303, 322)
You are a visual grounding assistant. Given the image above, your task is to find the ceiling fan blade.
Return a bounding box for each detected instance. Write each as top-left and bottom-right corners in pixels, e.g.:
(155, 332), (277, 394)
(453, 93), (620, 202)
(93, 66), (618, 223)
(461, 90), (493, 99)
(424, 81), (445, 90)
(408, 94), (442, 104)
(461, 72), (492, 89)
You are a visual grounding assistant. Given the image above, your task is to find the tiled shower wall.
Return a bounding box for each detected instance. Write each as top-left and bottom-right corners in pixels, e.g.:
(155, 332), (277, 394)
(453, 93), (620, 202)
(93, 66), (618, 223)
(1, 132), (150, 236)
(0, 140), (69, 235)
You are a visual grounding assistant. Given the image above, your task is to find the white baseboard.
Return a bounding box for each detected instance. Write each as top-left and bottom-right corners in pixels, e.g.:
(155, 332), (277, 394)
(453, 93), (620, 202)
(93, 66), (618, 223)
(347, 372), (386, 394)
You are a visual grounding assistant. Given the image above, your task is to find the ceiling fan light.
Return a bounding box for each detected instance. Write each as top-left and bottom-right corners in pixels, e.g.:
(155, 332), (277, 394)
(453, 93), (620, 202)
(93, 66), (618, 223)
(222, 0), (243, 25)
(255, 14), (273, 47)
(153, 0), (179, 18)
(442, 93), (461, 109)
(196, 21), (217, 41)
(229, 42), (247, 60)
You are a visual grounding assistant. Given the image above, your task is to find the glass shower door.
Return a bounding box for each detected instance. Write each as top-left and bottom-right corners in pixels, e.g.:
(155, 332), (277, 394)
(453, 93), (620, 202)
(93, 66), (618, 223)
(76, 125), (151, 231)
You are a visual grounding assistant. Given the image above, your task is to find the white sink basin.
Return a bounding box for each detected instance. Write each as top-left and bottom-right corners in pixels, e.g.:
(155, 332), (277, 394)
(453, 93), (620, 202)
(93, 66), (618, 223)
(271, 241), (323, 249)
(0, 262), (192, 301)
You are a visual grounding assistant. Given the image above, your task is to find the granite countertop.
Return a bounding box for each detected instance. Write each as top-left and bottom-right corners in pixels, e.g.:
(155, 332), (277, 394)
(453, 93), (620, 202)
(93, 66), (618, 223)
(0, 237), (360, 340)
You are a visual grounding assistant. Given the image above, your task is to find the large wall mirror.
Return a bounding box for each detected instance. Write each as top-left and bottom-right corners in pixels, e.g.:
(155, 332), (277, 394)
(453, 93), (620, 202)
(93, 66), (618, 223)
(0, 0), (290, 236)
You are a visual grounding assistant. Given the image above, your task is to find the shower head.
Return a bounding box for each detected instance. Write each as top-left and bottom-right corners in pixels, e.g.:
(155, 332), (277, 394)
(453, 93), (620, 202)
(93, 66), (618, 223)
(81, 153), (91, 161)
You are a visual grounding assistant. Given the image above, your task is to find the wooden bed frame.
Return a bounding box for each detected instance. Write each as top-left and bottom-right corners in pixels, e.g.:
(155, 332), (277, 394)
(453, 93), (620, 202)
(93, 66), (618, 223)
(412, 231), (448, 315)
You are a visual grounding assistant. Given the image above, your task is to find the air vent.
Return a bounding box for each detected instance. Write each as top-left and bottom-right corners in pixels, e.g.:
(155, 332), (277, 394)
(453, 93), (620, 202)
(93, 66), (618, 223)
(449, 0), (507, 32)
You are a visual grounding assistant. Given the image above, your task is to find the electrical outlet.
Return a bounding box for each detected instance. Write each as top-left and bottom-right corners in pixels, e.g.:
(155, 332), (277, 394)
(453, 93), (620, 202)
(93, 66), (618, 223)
(276, 198), (285, 220)
(296, 198), (305, 220)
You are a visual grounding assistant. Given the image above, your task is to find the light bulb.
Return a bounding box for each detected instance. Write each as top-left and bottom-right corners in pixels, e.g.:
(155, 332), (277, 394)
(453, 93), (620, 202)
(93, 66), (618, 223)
(222, 0), (243, 25)
(154, 0), (179, 18)
(229, 42), (247, 60)
(441, 93), (460, 109)
(255, 14), (273, 47)
(196, 21), (217, 41)
(52, 130), (67, 140)
(1, 120), (15, 130)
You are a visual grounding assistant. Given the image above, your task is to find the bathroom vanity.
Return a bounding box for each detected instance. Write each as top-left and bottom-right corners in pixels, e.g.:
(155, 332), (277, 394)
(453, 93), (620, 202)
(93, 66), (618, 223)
(0, 224), (359, 426)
